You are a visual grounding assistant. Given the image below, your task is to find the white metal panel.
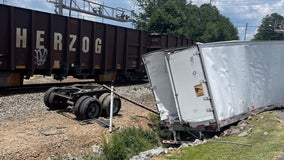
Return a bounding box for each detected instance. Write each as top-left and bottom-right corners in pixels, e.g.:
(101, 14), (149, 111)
(166, 46), (214, 123)
(200, 41), (284, 124)
(142, 51), (179, 121)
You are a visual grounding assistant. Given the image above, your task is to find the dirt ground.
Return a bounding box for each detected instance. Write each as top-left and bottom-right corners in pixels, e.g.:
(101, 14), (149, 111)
(1, 76), (284, 160)
(0, 93), (156, 160)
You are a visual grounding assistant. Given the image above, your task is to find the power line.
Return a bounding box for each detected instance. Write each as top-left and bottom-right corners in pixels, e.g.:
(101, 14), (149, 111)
(237, 25), (259, 28)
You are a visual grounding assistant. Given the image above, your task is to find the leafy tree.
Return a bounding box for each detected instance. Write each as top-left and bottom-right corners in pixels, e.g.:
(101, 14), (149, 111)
(183, 3), (202, 39)
(135, 0), (187, 37)
(253, 13), (284, 40)
(134, 1), (239, 42)
(198, 4), (239, 42)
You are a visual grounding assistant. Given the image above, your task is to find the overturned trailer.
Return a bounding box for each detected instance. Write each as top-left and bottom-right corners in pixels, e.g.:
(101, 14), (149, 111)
(142, 41), (284, 144)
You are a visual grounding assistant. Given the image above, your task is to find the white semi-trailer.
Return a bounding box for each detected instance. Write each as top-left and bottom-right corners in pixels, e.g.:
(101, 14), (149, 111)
(142, 41), (284, 144)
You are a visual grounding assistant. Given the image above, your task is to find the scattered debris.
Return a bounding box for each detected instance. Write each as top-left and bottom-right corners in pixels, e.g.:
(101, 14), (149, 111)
(92, 145), (101, 154)
(38, 126), (65, 136)
(131, 139), (208, 159)
(231, 128), (241, 135)
(260, 116), (264, 119)
(80, 118), (113, 128)
(238, 131), (248, 137)
(222, 119), (255, 137)
(130, 147), (166, 160)
(263, 131), (269, 136)
(192, 139), (206, 146)
(179, 143), (189, 148)
(247, 127), (253, 132)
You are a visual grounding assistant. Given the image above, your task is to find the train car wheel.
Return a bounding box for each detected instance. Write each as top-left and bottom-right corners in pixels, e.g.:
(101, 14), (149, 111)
(79, 97), (102, 120)
(74, 96), (91, 119)
(44, 87), (58, 108)
(102, 95), (121, 117)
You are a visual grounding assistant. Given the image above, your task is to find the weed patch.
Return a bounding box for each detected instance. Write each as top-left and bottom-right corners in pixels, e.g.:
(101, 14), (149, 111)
(96, 126), (160, 160)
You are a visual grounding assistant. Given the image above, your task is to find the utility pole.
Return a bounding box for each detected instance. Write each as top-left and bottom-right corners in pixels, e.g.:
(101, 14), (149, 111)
(244, 23), (248, 41)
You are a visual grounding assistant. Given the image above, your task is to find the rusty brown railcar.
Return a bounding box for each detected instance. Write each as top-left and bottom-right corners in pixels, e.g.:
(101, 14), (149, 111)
(0, 4), (192, 87)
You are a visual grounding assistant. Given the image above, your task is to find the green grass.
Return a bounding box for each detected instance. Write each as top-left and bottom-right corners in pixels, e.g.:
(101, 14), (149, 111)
(165, 112), (284, 160)
(97, 126), (160, 160)
(82, 113), (162, 160)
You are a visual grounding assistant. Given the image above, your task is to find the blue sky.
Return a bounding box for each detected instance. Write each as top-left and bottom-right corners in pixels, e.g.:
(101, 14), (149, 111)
(3, 0), (284, 40)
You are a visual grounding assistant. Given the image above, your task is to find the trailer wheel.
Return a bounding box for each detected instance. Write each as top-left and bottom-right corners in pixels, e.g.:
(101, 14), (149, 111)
(99, 93), (110, 104)
(48, 92), (68, 110)
(44, 87), (58, 108)
(74, 96), (91, 119)
(98, 93), (110, 116)
(102, 94), (121, 117)
(78, 97), (102, 120)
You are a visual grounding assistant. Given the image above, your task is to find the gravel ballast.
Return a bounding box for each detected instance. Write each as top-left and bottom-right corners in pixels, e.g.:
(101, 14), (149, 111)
(0, 82), (158, 159)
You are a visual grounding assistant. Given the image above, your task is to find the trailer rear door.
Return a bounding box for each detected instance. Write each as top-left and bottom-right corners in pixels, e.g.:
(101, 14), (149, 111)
(143, 50), (179, 121)
(165, 46), (215, 124)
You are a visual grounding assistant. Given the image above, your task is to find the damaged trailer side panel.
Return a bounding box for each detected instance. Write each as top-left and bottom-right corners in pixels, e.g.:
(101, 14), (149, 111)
(200, 41), (284, 128)
(143, 41), (284, 133)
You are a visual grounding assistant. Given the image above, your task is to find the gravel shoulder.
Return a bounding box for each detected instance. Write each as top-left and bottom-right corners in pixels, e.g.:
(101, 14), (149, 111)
(0, 83), (157, 160)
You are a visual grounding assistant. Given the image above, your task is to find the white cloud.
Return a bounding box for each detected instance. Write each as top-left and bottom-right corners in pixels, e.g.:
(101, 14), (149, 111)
(189, 0), (209, 5)
(189, 0), (284, 40)
(252, 4), (272, 15)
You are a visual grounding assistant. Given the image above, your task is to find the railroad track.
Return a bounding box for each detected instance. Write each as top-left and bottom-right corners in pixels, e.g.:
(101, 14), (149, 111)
(0, 80), (148, 95)
(0, 81), (96, 95)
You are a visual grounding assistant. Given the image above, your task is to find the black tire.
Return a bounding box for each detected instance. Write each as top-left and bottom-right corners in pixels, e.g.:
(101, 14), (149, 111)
(102, 94), (121, 117)
(74, 96), (91, 119)
(48, 91), (68, 110)
(79, 97), (102, 120)
(98, 93), (110, 116)
(99, 92), (110, 104)
(44, 87), (58, 108)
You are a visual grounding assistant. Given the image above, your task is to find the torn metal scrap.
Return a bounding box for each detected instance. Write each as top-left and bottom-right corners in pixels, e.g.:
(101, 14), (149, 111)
(55, 108), (113, 128)
(38, 126), (66, 136)
(102, 84), (159, 115)
(80, 118), (114, 128)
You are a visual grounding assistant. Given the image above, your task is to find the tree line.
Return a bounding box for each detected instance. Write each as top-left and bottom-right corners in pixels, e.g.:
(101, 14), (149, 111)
(132, 0), (284, 42)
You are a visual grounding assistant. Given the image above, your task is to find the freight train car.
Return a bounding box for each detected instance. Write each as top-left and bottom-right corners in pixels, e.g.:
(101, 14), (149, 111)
(0, 4), (192, 87)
